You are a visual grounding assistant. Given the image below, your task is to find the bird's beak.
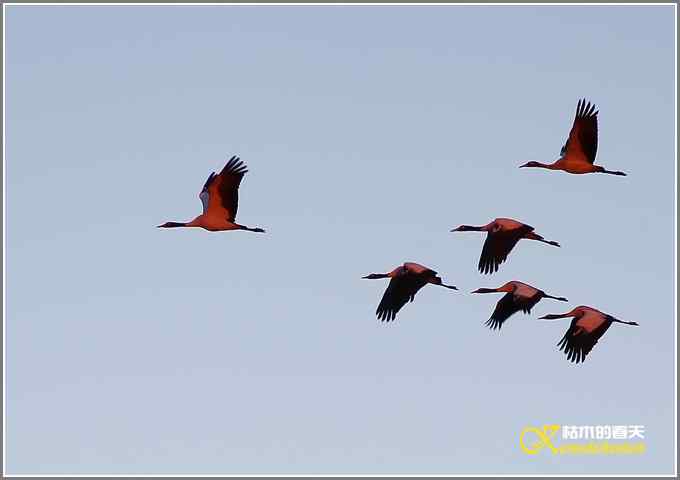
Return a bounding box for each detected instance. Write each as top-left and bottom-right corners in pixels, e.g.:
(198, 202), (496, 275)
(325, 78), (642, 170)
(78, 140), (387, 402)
(471, 289), (482, 294)
(450, 227), (459, 232)
(361, 275), (371, 279)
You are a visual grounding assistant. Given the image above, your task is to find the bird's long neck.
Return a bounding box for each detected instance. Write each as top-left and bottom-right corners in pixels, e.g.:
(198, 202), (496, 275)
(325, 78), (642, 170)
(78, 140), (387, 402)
(473, 288), (498, 294)
(160, 221), (188, 228)
(364, 273), (389, 280)
(541, 312), (573, 320)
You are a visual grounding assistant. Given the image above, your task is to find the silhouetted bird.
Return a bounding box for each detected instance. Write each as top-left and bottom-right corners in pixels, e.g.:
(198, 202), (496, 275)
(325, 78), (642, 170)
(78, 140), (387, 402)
(472, 281), (567, 330)
(540, 306), (638, 364)
(158, 156), (265, 233)
(519, 99), (627, 176)
(451, 218), (560, 274)
(362, 262), (457, 322)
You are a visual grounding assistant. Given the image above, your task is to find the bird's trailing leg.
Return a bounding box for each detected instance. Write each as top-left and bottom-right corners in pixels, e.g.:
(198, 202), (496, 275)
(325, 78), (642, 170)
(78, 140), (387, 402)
(239, 225), (266, 233)
(596, 166), (627, 176)
(542, 293), (568, 302)
(608, 316), (639, 326)
(525, 232), (560, 247)
(430, 276), (458, 290)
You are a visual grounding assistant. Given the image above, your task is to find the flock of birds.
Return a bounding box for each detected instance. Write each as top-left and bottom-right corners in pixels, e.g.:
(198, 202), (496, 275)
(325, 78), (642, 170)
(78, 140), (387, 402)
(159, 99), (638, 365)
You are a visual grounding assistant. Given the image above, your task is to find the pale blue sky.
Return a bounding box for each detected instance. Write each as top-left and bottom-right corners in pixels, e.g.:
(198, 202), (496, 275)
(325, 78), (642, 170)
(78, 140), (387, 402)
(5, 4), (676, 475)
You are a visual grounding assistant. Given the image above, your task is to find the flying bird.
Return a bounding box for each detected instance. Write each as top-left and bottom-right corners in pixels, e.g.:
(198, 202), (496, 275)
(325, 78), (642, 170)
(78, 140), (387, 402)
(158, 156), (265, 232)
(362, 262), (458, 322)
(451, 218), (560, 274)
(519, 99), (627, 176)
(539, 306), (639, 364)
(471, 281), (568, 330)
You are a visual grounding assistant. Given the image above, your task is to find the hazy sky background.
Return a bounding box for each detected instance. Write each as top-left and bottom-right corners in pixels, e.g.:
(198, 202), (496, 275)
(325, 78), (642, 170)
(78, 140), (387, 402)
(5, 5), (676, 475)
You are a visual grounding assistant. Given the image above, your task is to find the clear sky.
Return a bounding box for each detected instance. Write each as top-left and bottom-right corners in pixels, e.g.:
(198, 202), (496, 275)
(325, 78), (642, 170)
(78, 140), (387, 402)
(5, 4), (676, 475)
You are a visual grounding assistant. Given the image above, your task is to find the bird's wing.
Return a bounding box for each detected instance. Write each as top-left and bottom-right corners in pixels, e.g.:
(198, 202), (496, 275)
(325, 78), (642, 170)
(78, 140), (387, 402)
(560, 99), (599, 164)
(557, 318), (611, 364)
(516, 291), (542, 314)
(199, 173), (216, 214)
(204, 156), (248, 221)
(485, 293), (521, 330)
(376, 274), (426, 322)
(485, 292), (541, 330)
(478, 225), (533, 274)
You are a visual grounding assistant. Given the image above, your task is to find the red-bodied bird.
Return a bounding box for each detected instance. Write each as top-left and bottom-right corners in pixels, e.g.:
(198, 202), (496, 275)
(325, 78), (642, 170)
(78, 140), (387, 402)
(539, 306), (639, 364)
(158, 156), (265, 233)
(472, 281), (568, 330)
(362, 262), (458, 322)
(451, 218), (560, 274)
(519, 99), (627, 176)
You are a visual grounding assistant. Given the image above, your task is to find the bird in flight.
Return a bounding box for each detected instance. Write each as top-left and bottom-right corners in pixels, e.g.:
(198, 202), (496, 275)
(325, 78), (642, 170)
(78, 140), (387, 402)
(471, 280), (567, 330)
(158, 156), (265, 233)
(362, 262), (458, 322)
(539, 306), (638, 364)
(451, 218), (560, 274)
(519, 99), (627, 176)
